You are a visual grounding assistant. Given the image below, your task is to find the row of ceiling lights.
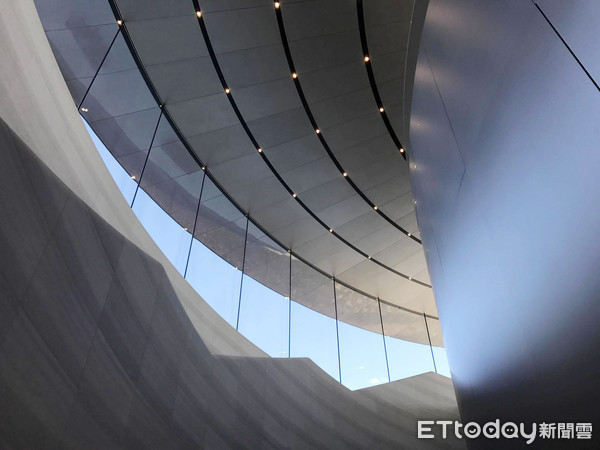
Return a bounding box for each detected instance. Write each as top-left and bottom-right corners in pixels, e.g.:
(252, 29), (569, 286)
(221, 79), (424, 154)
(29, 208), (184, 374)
(194, 5), (424, 283)
(272, 1), (415, 229)
(198, 3), (423, 281)
(108, 9), (426, 286)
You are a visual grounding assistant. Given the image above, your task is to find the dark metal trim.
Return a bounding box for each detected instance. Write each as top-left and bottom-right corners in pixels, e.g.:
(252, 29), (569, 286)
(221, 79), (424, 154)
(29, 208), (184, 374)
(533, 1), (600, 92)
(275, 3), (422, 245)
(356, 0), (410, 162)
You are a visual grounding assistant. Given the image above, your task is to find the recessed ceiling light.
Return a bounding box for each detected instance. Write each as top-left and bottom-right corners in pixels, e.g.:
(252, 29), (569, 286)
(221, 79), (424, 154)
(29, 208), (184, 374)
(257, 148), (262, 153)
(292, 72), (297, 79)
(131, 175), (136, 179)
(80, 107), (88, 112)
(117, 19), (123, 26)
(225, 88), (230, 94)
(292, 193), (297, 198)
(315, 129), (320, 134)
(343, 172), (347, 177)
(274, 1), (280, 8)
(196, 11), (202, 18)
(201, 166), (206, 170)
(379, 107), (384, 113)
(364, 56), (369, 62)
(400, 148), (404, 153)
(408, 233), (412, 237)
(329, 228), (333, 232)
(409, 277), (412, 280)
(373, 206), (378, 210)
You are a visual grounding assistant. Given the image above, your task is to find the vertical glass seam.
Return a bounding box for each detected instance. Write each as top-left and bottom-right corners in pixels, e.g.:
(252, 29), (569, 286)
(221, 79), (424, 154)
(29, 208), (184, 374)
(131, 108), (164, 207)
(235, 217), (250, 331)
(424, 313), (438, 373)
(183, 170), (206, 278)
(288, 252), (292, 358)
(333, 278), (342, 384)
(77, 27), (121, 110)
(378, 297), (391, 383)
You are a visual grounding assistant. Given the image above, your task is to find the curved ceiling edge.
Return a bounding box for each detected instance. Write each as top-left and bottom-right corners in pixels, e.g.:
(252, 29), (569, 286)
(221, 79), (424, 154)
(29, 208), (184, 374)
(274, 3), (421, 245)
(184, 0), (429, 286)
(356, 0), (409, 158)
(102, 0), (435, 321)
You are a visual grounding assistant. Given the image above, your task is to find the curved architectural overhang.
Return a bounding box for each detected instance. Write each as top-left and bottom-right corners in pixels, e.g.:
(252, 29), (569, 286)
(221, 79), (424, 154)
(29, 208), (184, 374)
(35, 0), (439, 343)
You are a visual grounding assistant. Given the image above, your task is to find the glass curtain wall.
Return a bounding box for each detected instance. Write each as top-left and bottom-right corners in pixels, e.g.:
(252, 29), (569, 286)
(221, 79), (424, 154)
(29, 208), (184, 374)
(76, 21), (449, 390)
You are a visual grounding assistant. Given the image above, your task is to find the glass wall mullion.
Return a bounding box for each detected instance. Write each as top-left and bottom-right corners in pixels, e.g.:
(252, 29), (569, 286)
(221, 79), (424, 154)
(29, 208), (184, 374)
(235, 217), (250, 331)
(130, 109), (163, 208)
(183, 170), (206, 278)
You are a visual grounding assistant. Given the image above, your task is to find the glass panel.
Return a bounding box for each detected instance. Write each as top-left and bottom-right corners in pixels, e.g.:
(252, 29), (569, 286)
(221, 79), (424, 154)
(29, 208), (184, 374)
(336, 283), (388, 390)
(80, 33), (161, 180)
(291, 256), (335, 318)
(193, 177), (247, 270)
(243, 223), (290, 298)
(237, 275), (289, 358)
(381, 304), (436, 381)
(84, 120), (137, 204)
(35, 0), (115, 31)
(425, 315), (451, 377)
(131, 189), (191, 275)
(139, 115), (204, 232)
(290, 300), (339, 381)
(45, 24), (118, 105)
(290, 257), (339, 380)
(185, 238), (242, 328)
(432, 347), (451, 378)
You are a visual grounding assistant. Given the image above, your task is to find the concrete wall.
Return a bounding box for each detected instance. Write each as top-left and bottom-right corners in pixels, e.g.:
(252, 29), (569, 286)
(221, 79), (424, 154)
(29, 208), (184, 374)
(410, 0), (600, 448)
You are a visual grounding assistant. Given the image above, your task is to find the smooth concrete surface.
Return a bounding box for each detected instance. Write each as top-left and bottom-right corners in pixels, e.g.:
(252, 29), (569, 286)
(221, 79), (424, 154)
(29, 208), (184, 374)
(410, 0), (600, 448)
(0, 116), (463, 448)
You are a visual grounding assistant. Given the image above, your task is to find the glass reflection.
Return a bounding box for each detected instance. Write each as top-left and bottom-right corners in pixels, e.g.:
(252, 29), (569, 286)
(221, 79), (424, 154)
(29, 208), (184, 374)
(385, 336), (436, 381)
(84, 106), (450, 390)
(238, 275), (289, 358)
(381, 304), (436, 380)
(338, 321), (388, 390)
(131, 188), (191, 275)
(335, 283), (388, 390)
(433, 347), (451, 378)
(84, 120), (137, 204)
(185, 239), (241, 327)
(290, 301), (340, 381)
